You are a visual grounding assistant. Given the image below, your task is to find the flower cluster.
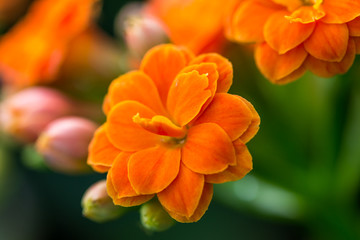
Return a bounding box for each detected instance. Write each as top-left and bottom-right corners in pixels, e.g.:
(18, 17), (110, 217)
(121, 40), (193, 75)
(88, 44), (260, 222)
(0, 0), (98, 90)
(146, 0), (238, 54)
(226, 0), (360, 83)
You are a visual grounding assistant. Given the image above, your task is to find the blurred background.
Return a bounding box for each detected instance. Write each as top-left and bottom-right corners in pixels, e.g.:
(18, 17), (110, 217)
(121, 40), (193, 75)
(0, 0), (360, 239)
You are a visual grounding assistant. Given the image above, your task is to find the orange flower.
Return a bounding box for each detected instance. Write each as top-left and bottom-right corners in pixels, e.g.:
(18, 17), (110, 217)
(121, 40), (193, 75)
(146, 0), (238, 54)
(226, 0), (360, 84)
(0, 0), (98, 90)
(87, 44), (260, 222)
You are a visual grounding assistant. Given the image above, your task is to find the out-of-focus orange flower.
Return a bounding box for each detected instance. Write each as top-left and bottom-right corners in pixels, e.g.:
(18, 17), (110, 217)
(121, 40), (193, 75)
(0, 0), (31, 26)
(88, 44), (260, 222)
(146, 0), (238, 54)
(0, 0), (98, 90)
(226, 0), (360, 84)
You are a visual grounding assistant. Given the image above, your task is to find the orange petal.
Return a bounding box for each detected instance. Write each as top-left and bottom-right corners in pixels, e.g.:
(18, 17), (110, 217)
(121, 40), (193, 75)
(110, 152), (138, 198)
(285, 6), (325, 24)
(180, 62), (218, 97)
(236, 97), (261, 143)
(87, 124), (121, 173)
(179, 62), (219, 122)
(321, 0), (360, 24)
(166, 71), (212, 126)
(206, 139), (252, 184)
(255, 43), (307, 82)
(133, 114), (186, 138)
(107, 101), (159, 151)
(182, 123), (236, 174)
(355, 37), (360, 54)
(272, 64), (307, 84)
(190, 53), (233, 93)
(158, 163), (204, 218)
(304, 22), (349, 62)
(194, 93), (253, 141)
(107, 71), (165, 115)
(165, 183), (213, 223)
(102, 94), (111, 115)
(107, 171), (154, 207)
(264, 11), (315, 54)
(226, 0), (282, 43)
(348, 17), (360, 37)
(128, 146), (181, 195)
(305, 38), (356, 77)
(140, 44), (193, 104)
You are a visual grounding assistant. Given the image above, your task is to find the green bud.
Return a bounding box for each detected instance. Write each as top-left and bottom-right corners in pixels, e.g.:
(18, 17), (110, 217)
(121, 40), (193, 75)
(82, 180), (126, 223)
(140, 200), (175, 232)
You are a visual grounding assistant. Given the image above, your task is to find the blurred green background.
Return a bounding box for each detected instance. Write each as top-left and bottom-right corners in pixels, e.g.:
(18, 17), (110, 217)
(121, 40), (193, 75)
(1, 0), (360, 239)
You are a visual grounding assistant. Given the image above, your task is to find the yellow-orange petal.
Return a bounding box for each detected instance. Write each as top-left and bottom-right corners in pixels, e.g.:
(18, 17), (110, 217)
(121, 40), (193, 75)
(107, 171), (154, 207)
(87, 124), (121, 173)
(140, 44), (193, 104)
(206, 139), (252, 184)
(285, 6), (325, 24)
(110, 152), (138, 198)
(236, 97), (261, 143)
(255, 43), (307, 82)
(107, 71), (166, 115)
(165, 183), (213, 223)
(107, 101), (159, 152)
(348, 17), (360, 37)
(133, 114), (186, 138)
(158, 163), (204, 218)
(226, 0), (281, 43)
(190, 53), (233, 93)
(355, 37), (360, 54)
(321, 0), (360, 24)
(305, 38), (356, 78)
(166, 71), (211, 126)
(128, 146), (181, 195)
(194, 93), (253, 141)
(304, 22), (349, 62)
(182, 123), (236, 174)
(264, 11), (315, 54)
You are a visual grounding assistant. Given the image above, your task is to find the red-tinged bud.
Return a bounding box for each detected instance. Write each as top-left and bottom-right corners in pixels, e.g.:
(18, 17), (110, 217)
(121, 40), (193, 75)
(82, 180), (127, 222)
(0, 87), (72, 143)
(115, 3), (168, 65)
(35, 117), (97, 174)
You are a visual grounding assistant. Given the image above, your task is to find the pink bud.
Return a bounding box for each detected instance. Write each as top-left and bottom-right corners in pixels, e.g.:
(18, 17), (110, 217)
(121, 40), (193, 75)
(0, 87), (72, 143)
(115, 3), (168, 63)
(35, 117), (97, 174)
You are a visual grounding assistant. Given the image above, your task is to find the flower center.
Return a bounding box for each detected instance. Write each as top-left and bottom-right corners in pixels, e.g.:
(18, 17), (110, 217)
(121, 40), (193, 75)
(133, 113), (188, 148)
(273, 0), (322, 11)
(301, 0), (322, 8)
(160, 135), (187, 149)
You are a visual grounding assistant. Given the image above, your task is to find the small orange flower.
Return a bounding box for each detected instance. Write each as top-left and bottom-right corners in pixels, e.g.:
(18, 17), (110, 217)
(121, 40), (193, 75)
(146, 0), (238, 54)
(226, 0), (360, 84)
(88, 44), (260, 222)
(0, 0), (98, 89)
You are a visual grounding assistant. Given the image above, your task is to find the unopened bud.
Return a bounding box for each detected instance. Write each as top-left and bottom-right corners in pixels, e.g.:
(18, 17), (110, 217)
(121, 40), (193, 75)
(115, 3), (168, 63)
(35, 117), (97, 174)
(82, 180), (126, 222)
(0, 87), (72, 143)
(140, 200), (175, 232)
